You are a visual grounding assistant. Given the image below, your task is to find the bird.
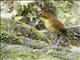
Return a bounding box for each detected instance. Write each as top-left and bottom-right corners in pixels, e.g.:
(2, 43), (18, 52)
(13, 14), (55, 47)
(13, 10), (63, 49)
(38, 10), (69, 45)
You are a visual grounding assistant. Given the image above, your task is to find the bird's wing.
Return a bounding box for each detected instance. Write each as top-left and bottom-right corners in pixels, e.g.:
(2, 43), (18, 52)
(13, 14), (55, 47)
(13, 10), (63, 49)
(52, 17), (67, 34)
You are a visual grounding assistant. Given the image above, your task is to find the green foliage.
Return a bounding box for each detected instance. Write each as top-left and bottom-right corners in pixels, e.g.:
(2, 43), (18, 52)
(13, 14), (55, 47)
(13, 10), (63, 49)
(16, 5), (28, 16)
(0, 31), (21, 44)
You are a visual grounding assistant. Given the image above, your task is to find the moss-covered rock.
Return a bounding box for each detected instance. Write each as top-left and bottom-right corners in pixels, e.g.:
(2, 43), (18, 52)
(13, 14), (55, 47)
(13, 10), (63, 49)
(1, 44), (80, 60)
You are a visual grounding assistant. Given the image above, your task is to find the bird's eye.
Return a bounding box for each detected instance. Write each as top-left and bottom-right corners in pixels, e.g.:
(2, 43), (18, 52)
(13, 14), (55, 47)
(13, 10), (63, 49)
(38, 12), (42, 16)
(40, 13), (42, 15)
(38, 11), (44, 16)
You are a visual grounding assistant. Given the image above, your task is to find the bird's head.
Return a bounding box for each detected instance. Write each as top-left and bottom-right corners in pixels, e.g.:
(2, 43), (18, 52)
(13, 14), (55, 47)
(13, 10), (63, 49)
(38, 10), (50, 19)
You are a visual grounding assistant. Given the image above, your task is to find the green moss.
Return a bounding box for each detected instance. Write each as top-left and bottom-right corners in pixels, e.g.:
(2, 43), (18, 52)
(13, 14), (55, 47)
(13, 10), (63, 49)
(2, 48), (79, 60)
(1, 48), (61, 60)
(0, 31), (21, 44)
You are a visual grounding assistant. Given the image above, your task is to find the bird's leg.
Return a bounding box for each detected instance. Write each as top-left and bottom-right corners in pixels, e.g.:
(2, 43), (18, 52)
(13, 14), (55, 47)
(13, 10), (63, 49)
(57, 34), (60, 39)
(52, 34), (61, 45)
(55, 34), (62, 46)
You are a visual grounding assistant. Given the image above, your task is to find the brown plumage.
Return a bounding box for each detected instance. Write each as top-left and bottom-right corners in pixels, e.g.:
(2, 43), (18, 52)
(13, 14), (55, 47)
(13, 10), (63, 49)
(39, 11), (67, 36)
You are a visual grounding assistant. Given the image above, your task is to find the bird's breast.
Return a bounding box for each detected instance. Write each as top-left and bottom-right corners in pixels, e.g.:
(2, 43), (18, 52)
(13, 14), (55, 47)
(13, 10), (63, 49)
(39, 17), (58, 33)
